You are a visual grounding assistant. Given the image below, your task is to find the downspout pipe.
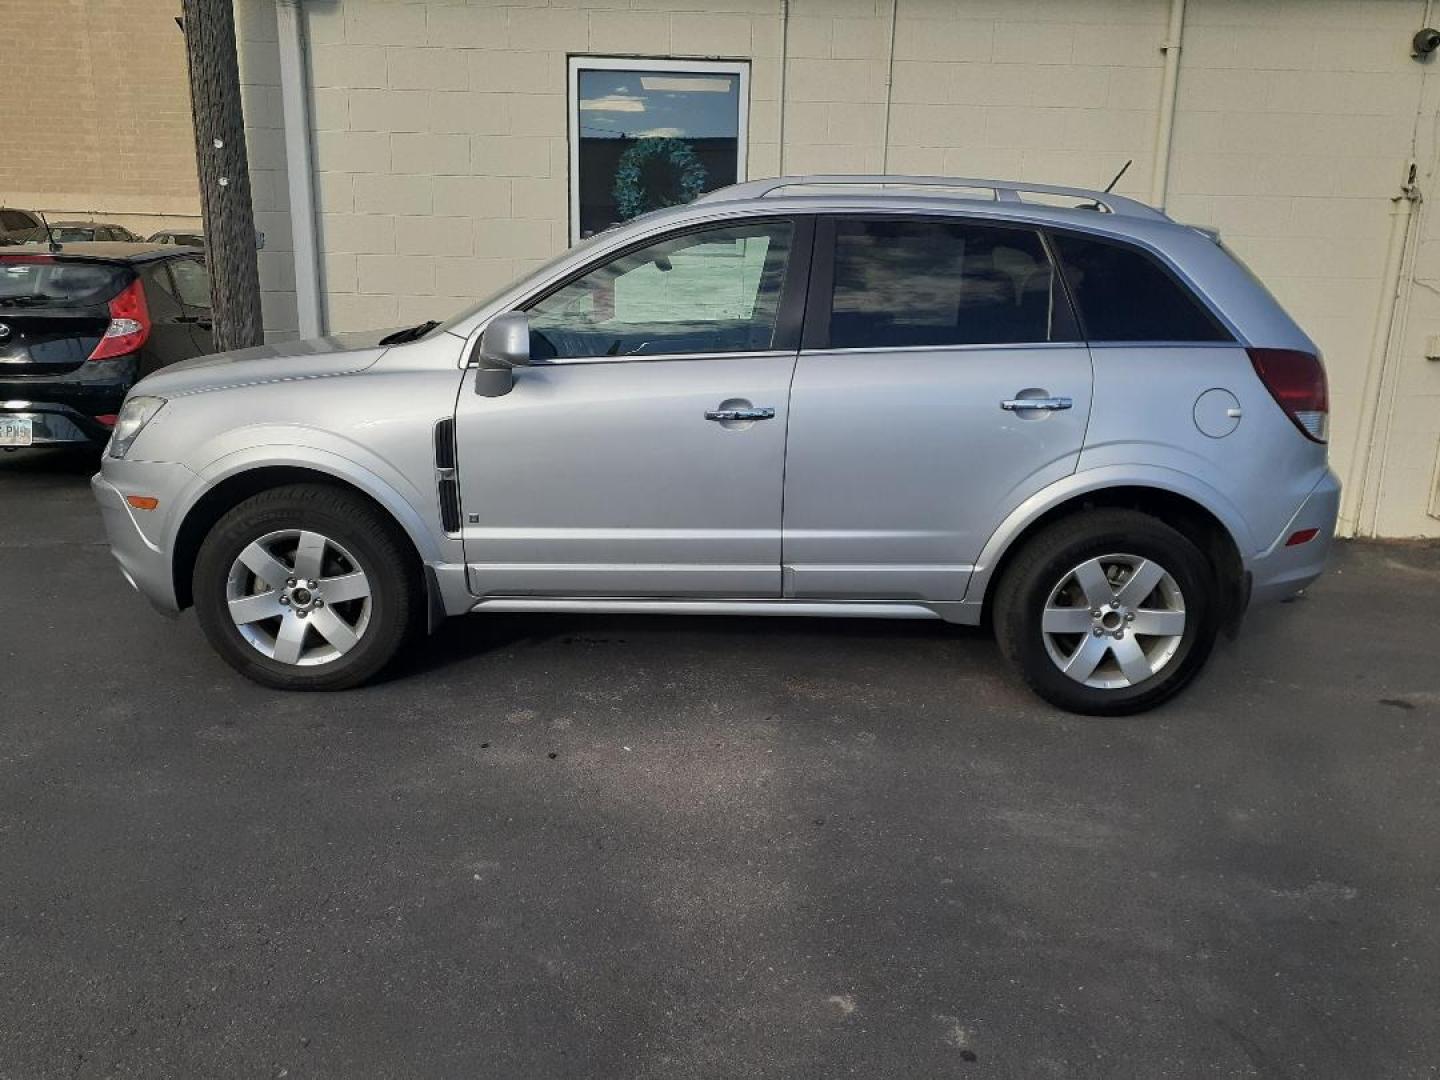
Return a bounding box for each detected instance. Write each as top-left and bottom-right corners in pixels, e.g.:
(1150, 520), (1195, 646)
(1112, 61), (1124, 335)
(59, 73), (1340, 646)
(777, 0), (789, 176)
(1150, 0), (1185, 209)
(276, 0), (323, 338)
(880, 0), (898, 172)
(1343, 162), (1422, 536)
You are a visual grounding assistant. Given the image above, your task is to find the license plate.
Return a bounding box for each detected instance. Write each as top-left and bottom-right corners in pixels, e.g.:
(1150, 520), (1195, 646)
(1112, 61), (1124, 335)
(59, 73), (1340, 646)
(0, 417), (33, 446)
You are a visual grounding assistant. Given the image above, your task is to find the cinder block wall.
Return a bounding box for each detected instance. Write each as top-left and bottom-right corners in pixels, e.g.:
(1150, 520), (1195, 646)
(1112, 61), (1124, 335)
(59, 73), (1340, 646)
(235, 0), (1440, 538)
(0, 0), (202, 236)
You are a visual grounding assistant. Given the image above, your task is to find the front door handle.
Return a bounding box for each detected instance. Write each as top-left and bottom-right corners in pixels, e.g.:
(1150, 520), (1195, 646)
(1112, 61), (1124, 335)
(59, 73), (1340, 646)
(705, 407), (775, 422)
(1000, 396), (1072, 412)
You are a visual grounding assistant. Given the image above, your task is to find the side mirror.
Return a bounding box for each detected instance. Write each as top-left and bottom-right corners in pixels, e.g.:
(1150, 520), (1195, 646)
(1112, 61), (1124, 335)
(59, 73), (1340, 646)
(474, 311), (530, 397)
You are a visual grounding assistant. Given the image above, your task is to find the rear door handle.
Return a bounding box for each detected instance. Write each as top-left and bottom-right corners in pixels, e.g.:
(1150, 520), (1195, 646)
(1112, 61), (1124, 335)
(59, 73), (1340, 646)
(1000, 396), (1072, 412)
(705, 407), (775, 422)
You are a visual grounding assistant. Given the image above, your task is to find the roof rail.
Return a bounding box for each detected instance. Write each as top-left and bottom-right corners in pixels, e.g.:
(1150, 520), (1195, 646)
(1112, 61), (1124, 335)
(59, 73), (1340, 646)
(696, 174), (1170, 221)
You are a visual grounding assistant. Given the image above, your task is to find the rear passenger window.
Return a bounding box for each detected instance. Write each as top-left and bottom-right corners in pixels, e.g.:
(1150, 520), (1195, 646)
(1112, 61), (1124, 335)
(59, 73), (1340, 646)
(827, 219), (1059, 349)
(1050, 233), (1230, 342)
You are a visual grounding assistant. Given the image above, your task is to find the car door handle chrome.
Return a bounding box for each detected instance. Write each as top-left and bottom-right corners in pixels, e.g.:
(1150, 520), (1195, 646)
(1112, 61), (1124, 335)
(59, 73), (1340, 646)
(1000, 396), (1073, 412)
(705, 407), (775, 422)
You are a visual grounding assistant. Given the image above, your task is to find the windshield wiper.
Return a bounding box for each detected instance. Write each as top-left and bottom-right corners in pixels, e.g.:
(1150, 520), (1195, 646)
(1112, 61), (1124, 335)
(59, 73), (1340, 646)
(379, 319), (440, 346)
(0, 296), (48, 308)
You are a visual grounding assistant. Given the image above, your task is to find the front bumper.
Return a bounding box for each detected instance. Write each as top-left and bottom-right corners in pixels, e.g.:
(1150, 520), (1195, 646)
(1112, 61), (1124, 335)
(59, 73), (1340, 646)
(91, 458), (197, 614)
(1247, 468), (1342, 607)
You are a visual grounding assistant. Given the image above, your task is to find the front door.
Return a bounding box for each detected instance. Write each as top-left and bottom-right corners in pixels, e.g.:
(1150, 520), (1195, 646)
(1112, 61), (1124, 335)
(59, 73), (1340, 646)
(454, 217), (809, 599)
(782, 215), (1093, 601)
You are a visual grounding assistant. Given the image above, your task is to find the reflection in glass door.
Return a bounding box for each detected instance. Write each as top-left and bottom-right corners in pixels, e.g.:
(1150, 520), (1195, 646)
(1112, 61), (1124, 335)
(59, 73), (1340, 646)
(567, 57), (749, 241)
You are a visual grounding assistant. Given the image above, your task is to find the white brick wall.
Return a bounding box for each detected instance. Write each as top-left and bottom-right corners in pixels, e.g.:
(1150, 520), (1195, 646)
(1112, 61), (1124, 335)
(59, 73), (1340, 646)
(233, 0), (1440, 538)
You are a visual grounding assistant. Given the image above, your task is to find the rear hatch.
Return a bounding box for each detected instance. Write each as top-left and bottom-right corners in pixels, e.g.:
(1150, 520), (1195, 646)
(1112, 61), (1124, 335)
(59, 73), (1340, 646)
(0, 254), (131, 375)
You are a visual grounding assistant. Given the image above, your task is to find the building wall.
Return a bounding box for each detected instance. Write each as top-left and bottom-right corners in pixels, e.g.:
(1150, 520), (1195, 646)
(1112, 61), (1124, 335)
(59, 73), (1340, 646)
(0, 0), (202, 236)
(237, 0), (1440, 539)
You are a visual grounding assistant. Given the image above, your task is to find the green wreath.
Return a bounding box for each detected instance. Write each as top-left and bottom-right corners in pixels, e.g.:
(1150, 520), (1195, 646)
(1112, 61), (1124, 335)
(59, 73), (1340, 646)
(612, 137), (708, 220)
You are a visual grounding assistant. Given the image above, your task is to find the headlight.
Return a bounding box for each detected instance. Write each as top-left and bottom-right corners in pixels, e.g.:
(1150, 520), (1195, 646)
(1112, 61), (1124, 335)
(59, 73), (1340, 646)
(107, 396), (166, 459)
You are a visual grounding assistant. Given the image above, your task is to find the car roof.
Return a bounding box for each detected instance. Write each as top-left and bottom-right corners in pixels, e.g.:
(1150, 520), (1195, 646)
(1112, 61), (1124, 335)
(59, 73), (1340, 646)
(0, 241), (192, 263)
(695, 174), (1170, 222)
(50, 220), (124, 228)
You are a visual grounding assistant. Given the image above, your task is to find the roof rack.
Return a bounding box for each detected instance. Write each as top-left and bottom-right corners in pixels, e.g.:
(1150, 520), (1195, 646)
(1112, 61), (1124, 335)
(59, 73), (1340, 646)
(696, 174), (1170, 221)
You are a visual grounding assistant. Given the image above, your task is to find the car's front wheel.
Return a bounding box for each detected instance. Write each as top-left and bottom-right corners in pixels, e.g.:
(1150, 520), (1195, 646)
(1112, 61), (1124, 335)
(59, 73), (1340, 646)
(193, 484), (418, 690)
(993, 510), (1220, 715)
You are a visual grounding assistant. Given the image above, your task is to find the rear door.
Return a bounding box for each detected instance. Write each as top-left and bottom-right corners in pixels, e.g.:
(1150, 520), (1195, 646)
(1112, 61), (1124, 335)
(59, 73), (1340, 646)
(0, 255), (126, 375)
(780, 215), (1093, 601)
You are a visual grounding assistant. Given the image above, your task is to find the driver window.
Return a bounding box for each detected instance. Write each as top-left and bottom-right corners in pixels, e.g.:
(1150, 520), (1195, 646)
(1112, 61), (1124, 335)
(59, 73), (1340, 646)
(526, 220), (793, 361)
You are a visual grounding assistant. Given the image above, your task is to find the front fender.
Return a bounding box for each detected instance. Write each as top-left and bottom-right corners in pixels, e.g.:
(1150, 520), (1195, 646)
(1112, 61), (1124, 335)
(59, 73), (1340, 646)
(162, 429), (460, 569)
(960, 464), (1258, 606)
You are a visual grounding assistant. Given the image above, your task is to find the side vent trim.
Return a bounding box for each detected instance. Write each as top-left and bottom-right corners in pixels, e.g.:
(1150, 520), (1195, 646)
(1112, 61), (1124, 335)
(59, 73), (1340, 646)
(433, 418), (460, 533)
(433, 417), (457, 469)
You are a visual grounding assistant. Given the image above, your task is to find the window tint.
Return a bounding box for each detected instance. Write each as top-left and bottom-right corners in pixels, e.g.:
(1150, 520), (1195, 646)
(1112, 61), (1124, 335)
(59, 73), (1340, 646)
(141, 265), (182, 319)
(0, 259), (128, 305)
(1050, 232), (1230, 342)
(828, 219), (1058, 349)
(170, 258), (211, 310)
(526, 221), (793, 360)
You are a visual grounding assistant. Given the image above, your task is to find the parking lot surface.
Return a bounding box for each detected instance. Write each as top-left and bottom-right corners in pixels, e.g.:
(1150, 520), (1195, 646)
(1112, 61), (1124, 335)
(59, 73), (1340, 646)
(2, 447), (1439, 1079)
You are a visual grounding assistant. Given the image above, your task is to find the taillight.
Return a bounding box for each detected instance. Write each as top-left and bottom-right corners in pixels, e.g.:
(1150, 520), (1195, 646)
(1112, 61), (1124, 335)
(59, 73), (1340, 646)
(88, 277), (150, 361)
(1247, 347), (1328, 443)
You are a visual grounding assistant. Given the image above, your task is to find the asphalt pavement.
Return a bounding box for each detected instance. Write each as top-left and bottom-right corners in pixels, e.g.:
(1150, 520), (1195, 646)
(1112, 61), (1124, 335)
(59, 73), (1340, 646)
(2, 446), (1438, 1079)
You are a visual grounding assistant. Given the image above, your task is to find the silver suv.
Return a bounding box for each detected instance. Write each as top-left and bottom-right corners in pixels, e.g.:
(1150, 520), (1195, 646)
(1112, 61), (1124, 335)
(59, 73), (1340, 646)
(92, 175), (1338, 715)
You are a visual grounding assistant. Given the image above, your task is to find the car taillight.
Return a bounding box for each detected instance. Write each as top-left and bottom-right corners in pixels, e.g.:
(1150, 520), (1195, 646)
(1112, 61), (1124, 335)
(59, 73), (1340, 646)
(1247, 347), (1328, 443)
(88, 277), (150, 361)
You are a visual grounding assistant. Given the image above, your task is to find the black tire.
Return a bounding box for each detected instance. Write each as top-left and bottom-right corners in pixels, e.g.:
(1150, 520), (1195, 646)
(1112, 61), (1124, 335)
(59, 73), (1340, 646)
(193, 483), (419, 691)
(993, 510), (1219, 716)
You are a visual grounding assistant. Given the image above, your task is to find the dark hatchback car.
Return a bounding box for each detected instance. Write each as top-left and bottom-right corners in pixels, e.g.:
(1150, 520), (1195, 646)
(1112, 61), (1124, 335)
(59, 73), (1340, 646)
(0, 244), (213, 449)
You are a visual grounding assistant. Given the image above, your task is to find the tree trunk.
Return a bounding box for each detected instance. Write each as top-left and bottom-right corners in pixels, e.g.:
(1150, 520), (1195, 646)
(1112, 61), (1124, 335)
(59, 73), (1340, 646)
(180, 0), (264, 352)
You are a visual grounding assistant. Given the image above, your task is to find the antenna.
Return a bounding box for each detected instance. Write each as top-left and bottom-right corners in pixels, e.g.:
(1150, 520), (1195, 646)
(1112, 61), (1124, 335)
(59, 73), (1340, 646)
(1103, 159), (1133, 194)
(36, 211), (61, 254)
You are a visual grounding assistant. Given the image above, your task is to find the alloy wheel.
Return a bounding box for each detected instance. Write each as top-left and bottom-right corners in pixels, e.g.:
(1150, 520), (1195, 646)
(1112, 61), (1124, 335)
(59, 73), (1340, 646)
(225, 529), (373, 666)
(1041, 553), (1187, 690)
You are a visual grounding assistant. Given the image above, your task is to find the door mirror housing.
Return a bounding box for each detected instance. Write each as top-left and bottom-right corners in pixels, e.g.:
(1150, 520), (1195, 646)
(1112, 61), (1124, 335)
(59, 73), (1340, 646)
(474, 311), (530, 397)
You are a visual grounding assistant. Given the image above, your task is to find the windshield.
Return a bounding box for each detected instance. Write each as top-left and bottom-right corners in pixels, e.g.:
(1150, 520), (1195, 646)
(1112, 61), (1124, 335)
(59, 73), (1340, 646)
(436, 227), (618, 334)
(0, 258), (128, 306)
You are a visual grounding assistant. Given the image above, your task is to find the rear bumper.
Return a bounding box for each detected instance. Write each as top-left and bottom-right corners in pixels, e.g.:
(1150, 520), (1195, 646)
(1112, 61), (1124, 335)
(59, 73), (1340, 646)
(91, 459), (196, 614)
(1, 402), (114, 446)
(0, 356), (136, 445)
(1247, 468), (1342, 607)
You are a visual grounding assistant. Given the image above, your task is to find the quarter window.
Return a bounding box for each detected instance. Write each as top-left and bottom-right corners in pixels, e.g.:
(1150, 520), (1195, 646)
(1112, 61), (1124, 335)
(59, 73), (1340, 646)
(826, 219), (1060, 349)
(169, 258), (211, 311)
(526, 221), (793, 361)
(1049, 232), (1230, 342)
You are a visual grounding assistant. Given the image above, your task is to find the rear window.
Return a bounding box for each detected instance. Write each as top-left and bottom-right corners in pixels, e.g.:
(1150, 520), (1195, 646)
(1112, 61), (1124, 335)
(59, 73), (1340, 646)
(1050, 233), (1231, 342)
(0, 259), (128, 307)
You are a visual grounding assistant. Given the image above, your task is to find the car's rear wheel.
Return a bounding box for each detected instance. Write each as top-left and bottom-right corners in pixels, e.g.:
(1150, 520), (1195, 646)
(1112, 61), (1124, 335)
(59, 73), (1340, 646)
(193, 484), (418, 690)
(993, 510), (1219, 715)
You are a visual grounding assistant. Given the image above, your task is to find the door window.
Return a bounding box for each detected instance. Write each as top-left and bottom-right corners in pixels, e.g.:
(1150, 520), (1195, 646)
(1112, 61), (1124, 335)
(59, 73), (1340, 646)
(169, 258), (211, 311)
(1049, 232), (1230, 342)
(826, 218), (1061, 349)
(526, 221), (793, 360)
